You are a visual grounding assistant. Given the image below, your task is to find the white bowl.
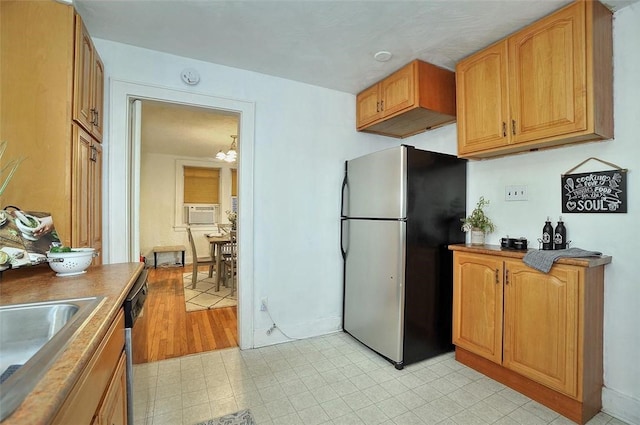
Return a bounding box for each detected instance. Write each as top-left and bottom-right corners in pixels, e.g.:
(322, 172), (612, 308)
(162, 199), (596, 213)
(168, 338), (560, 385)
(47, 248), (96, 276)
(15, 214), (41, 241)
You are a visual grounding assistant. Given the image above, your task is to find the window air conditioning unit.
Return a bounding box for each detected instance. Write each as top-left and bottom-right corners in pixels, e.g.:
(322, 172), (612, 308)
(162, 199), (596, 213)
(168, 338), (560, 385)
(187, 205), (217, 224)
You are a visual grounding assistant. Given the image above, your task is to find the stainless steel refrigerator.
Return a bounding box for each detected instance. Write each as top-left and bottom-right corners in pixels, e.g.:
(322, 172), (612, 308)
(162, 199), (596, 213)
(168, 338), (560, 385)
(340, 145), (466, 369)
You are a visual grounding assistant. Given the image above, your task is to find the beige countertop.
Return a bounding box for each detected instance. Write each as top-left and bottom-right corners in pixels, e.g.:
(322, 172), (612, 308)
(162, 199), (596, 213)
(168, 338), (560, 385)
(448, 244), (612, 268)
(0, 262), (144, 425)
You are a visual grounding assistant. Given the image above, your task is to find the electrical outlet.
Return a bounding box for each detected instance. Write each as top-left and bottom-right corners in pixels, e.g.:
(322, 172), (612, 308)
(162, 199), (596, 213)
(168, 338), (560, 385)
(260, 298), (268, 311)
(505, 185), (528, 201)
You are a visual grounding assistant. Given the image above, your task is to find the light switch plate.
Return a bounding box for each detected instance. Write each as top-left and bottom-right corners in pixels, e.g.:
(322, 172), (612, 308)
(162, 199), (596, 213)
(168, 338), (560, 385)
(505, 185), (528, 201)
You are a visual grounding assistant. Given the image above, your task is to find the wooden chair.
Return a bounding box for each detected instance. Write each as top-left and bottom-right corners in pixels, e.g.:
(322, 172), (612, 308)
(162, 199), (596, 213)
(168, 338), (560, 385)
(220, 230), (237, 296)
(186, 227), (216, 290)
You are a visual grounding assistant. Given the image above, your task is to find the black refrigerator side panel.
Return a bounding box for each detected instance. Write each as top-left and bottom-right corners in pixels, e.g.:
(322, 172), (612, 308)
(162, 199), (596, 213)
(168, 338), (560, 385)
(403, 147), (467, 366)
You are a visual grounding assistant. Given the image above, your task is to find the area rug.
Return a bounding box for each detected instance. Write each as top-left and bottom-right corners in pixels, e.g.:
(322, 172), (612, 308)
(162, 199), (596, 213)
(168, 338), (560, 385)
(196, 409), (255, 425)
(183, 271), (237, 312)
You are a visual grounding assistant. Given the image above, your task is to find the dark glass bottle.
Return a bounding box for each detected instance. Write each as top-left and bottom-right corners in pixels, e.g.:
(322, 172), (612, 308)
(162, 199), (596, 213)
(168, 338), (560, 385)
(542, 217), (553, 250)
(554, 217), (567, 250)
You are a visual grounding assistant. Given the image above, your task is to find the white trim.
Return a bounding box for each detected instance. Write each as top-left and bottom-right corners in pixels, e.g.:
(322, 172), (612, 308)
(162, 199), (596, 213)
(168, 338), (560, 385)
(130, 100), (142, 260)
(602, 387), (640, 425)
(107, 79), (255, 349)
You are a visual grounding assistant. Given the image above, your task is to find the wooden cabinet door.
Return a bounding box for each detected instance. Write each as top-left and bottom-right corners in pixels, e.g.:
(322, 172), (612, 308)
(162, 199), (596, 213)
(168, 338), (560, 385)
(380, 62), (415, 118)
(73, 125), (92, 248)
(92, 54), (104, 141)
(503, 261), (579, 397)
(456, 41), (510, 154)
(74, 18), (95, 136)
(356, 84), (381, 128)
(97, 353), (127, 425)
(453, 252), (504, 364)
(91, 142), (103, 265)
(509, 1), (586, 144)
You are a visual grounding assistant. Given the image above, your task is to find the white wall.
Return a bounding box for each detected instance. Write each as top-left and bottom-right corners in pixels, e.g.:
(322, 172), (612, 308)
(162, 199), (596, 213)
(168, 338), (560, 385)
(95, 39), (402, 345)
(95, 2), (639, 421)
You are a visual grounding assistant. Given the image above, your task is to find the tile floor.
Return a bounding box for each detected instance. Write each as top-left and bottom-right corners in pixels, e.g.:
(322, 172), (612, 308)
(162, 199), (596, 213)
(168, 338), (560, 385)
(132, 332), (628, 425)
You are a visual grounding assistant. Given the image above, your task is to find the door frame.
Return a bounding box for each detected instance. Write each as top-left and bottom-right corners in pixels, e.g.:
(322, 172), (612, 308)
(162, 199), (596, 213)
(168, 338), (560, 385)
(106, 79), (256, 349)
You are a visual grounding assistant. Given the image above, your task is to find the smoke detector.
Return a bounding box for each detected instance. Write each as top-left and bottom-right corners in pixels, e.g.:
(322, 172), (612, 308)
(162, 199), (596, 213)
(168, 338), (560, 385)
(374, 51), (392, 62)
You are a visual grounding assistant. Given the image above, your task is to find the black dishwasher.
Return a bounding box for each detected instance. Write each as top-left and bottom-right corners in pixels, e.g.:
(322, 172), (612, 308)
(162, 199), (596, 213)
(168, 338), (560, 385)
(123, 268), (148, 425)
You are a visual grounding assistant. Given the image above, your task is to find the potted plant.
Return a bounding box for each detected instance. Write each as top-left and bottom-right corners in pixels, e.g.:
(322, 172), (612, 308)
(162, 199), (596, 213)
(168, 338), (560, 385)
(461, 196), (496, 245)
(226, 210), (237, 230)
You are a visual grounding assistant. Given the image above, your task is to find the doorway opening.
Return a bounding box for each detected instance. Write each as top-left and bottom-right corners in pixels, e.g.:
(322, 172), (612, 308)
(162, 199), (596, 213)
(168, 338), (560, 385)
(106, 79), (255, 352)
(133, 99), (240, 362)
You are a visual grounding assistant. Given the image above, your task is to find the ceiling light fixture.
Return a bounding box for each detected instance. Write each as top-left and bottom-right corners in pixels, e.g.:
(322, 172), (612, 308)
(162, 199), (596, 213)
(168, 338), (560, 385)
(374, 51), (392, 62)
(216, 135), (238, 162)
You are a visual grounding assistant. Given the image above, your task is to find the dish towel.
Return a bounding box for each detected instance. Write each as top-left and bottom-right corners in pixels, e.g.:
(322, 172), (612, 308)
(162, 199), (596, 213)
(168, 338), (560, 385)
(523, 247), (602, 273)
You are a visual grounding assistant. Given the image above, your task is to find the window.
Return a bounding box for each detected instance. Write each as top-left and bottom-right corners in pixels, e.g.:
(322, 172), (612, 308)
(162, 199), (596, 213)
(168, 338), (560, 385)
(184, 166), (219, 203)
(231, 168), (237, 197)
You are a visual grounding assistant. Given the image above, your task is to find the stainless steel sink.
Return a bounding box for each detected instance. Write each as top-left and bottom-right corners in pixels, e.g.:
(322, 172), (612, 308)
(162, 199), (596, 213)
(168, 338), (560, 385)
(0, 297), (104, 421)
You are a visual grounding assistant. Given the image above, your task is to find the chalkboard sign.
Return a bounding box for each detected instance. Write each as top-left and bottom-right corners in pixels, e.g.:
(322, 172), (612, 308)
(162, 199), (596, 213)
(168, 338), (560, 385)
(561, 170), (627, 213)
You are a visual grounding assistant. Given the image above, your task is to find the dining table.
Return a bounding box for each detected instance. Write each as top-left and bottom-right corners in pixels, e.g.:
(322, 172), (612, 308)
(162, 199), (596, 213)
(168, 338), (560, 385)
(206, 233), (231, 289)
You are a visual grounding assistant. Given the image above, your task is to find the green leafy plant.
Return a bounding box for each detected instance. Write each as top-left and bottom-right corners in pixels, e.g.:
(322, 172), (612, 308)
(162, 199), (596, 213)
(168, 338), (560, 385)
(0, 141), (24, 196)
(461, 196), (496, 234)
(226, 210), (237, 229)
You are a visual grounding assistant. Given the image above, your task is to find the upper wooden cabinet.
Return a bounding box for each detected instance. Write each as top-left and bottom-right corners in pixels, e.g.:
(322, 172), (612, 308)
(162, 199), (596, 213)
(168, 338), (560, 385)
(73, 125), (103, 264)
(356, 60), (456, 138)
(0, 1), (103, 251)
(456, 1), (613, 159)
(74, 18), (104, 142)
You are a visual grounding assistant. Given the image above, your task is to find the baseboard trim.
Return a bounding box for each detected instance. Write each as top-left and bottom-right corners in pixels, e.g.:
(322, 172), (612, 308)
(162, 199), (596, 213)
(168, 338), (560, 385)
(602, 387), (640, 425)
(455, 347), (598, 424)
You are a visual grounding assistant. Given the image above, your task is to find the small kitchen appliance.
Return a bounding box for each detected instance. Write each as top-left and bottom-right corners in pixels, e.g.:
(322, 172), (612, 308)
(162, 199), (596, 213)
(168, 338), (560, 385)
(500, 237), (528, 250)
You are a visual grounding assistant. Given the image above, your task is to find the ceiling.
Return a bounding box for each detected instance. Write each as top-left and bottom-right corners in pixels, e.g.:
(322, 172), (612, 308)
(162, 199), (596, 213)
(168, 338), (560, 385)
(74, 0), (638, 156)
(140, 101), (239, 158)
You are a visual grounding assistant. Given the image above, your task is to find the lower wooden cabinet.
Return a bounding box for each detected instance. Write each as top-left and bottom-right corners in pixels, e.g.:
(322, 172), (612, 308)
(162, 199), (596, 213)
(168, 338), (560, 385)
(503, 261), (580, 398)
(451, 246), (610, 424)
(53, 309), (127, 425)
(95, 353), (127, 425)
(452, 253), (503, 364)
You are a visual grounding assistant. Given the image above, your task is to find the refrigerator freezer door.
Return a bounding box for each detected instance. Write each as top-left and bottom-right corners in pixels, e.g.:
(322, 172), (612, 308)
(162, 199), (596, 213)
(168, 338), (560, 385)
(344, 146), (406, 219)
(343, 219), (406, 363)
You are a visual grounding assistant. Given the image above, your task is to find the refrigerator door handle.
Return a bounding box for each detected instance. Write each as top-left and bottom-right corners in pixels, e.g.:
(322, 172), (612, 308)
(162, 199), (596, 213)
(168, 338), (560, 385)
(340, 161), (348, 218)
(340, 218), (348, 260)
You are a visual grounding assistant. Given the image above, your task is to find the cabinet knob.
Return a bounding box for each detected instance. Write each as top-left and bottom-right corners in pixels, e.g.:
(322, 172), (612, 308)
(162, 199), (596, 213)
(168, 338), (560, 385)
(376, 101), (380, 113)
(502, 122), (506, 137)
(512, 119), (516, 135)
(495, 269), (499, 284)
(505, 269), (510, 285)
(380, 100), (384, 111)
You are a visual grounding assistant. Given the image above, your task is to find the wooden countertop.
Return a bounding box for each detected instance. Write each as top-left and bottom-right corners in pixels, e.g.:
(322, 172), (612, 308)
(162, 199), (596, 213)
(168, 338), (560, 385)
(448, 244), (612, 268)
(0, 262), (144, 425)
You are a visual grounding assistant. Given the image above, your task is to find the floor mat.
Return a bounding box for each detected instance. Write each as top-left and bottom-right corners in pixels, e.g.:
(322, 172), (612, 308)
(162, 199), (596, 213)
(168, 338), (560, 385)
(182, 271), (236, 312)
(195, 409), (256, 425)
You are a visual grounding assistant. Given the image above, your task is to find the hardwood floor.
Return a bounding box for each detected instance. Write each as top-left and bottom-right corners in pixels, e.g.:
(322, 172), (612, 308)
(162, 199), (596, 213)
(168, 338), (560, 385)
(131, 265), (238, 364)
